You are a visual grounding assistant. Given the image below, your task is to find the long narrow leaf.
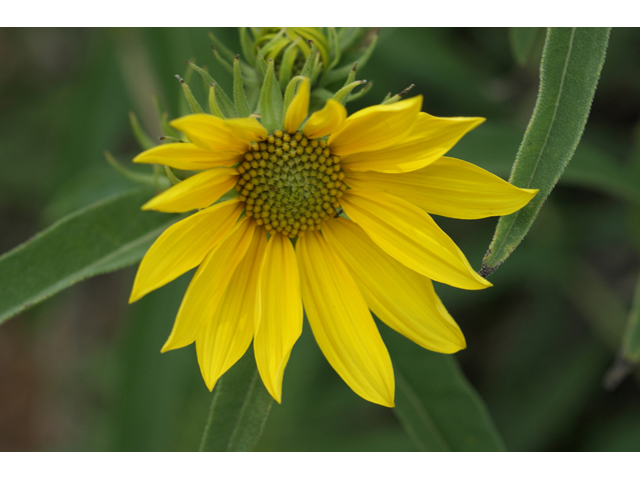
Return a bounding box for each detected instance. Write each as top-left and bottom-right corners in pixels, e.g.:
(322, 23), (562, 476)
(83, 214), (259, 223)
(482, 27), (610, 275)
(622, 276), (640, 364)
(199, 350), (273, 451)
(603, 273), (640, 389)
(381, 324), (505, 451)
(0, 188), (178, 324)
(509, 27), (542, 66)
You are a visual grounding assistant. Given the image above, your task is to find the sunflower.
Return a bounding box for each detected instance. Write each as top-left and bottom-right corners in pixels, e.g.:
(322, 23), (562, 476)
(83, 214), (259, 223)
(130, 78), (536, 407)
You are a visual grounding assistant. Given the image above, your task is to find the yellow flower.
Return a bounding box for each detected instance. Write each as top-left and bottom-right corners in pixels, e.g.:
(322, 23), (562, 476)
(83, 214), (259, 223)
(130, 78), (537, 407)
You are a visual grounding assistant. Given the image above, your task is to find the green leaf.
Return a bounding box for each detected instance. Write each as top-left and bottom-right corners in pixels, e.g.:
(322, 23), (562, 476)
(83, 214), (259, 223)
(199, 349), (273, 451)
(128, 111), (156, 151)
(0, 188), (178, 325)
(310, 51), (323, 84)
(381, 84), (415, 105)
(257, 55), (268, 77)
(622, 276), (640, 364)
(278, 37), (302, 90)
(211, 82), (238, 119)
(176, 76), (203, 114)
(258, 28), (286, 58)
(563, 263), (640, 390)
(186, 61), (237, 118)
(177, 63), (196, 117)
(602, 273), (640, 389)
(382, 324), (505, 451)
(153, 96), (177, 137)
(509, 27), (541, 66)
(300, 40), (319, 79)
(346, 81), (373, 103)
(164, 165), (182, 185)
(332, 80), (367, 105)
(320, 34), (378, 87)
(482, 27), (610, 274)
(258, 58), (284, 133)
(326, 27), (341, 72)
(104, 151), (169, 189)
(288, 28), (330, 70)
(239, 27), (257, 67)
(208, 31), (237, 64)
(210, 46), (234, 75)
(185, 60), (214, 85)
(337, 27), (364, 50)
(208, 84), (226, 119)
(343, 62), (357, 86)
(233, 56), (252, 118)
(567, 263), (628, 354)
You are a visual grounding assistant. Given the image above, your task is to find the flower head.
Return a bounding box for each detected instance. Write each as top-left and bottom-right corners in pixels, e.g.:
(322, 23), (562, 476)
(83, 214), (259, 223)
(130, 78), (536, 407)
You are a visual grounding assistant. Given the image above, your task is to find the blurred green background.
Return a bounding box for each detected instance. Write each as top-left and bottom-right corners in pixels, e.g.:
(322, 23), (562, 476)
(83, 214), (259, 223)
(1, 27), (640, 452)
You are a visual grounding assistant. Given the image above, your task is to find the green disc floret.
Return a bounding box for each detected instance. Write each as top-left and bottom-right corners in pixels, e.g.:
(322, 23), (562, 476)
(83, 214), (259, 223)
(235, 130), (347, 238)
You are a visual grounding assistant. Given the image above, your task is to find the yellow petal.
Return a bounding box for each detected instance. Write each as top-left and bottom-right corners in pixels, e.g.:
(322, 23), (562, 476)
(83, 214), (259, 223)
(302, 99), (347, 139)
(224, 117), (269, 144)
(322, 218), (465, 353)
(162, 218), (255, 352)
(129, 198), (242, 303)
(195, 226), (267, 391)
(284, 77), (309, 134)
(327, 96), (422, 157)
(346, 157), (538, 219)
(170, 114), (265, 152)
(254, 234), (303, 403)
(133, 142), (239, 170)
(340, 189), (491, 290)
(341, 113), (484, 173)
(142, 167), (239, 213)
(296, 231), (395, 407)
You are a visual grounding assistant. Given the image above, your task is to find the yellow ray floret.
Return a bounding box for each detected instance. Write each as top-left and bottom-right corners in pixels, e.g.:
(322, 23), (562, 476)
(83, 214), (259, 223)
(142, 167), (239, 213)
(196, 227), (267, 391)
(322, 218), (465, 353)
(254, 233), (303, 403)
(328, 96), (422, 156)
(297, 231), (395, 407)
(284, 77), (310, 134)
(162, 218), (256, 352)
(170, 114), (267, 152)
(129, 199), (243, 303)
(303, 99), (347, 139)
(133, 143), (239, 170)
(340, 189), (492, 290)
(340, 113), (484, 173)
(346, 157), (538, 219)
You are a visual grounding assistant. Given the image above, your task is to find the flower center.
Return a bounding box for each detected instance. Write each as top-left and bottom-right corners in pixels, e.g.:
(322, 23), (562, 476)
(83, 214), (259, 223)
(235, 130), (347, 238)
